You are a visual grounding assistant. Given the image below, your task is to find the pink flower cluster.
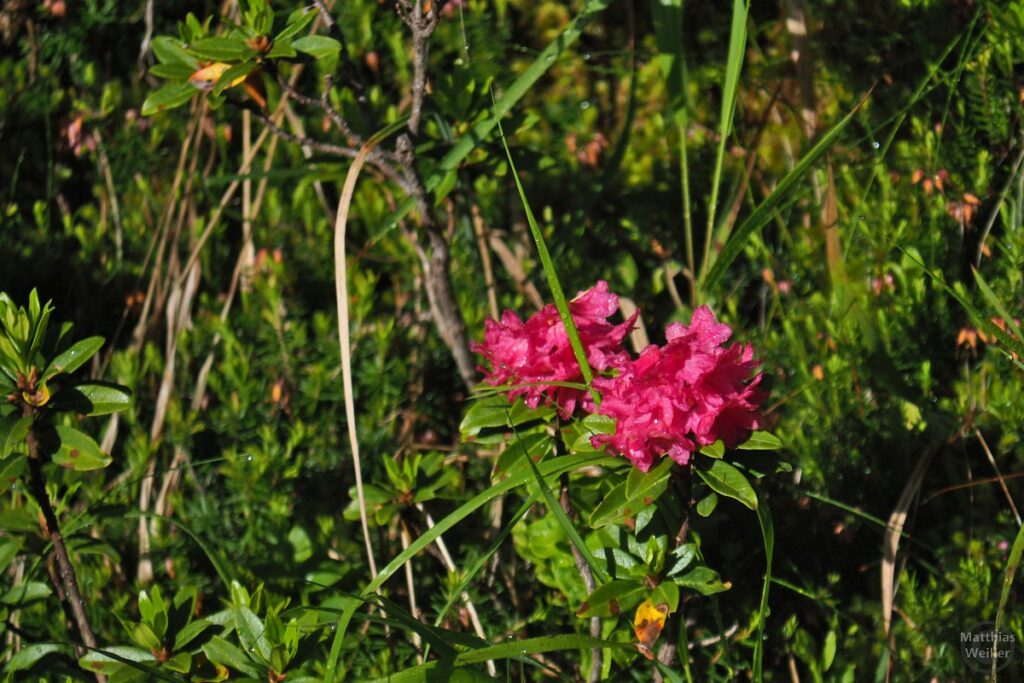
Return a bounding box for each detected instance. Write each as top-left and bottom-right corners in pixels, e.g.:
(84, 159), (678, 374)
(472, 281), (637, 416)
(473, 282), (763, 472)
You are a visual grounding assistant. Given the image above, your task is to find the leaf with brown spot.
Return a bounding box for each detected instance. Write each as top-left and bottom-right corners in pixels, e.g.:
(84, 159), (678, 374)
(632, 599), (670, 658)
(48, 426), (111, 471)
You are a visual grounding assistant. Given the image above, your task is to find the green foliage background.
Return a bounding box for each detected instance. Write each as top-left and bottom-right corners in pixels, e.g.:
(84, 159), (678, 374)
(1, 0), (1024, 679)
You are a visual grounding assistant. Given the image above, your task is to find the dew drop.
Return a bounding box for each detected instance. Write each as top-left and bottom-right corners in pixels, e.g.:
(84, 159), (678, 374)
(583, 53), (592, 61)
(580, 101), (591, 110)
(246, 455), (253, 462)
(871, 140), (881, 149)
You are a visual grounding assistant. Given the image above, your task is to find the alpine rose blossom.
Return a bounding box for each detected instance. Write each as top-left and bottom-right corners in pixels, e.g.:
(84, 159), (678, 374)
(590, 306), (763, 472)
(472, 281), (637, 415)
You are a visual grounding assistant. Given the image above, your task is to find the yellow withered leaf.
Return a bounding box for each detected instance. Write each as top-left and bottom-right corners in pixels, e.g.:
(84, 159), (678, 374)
(189, 62), (245, 91)
(632, 599), (669, 660)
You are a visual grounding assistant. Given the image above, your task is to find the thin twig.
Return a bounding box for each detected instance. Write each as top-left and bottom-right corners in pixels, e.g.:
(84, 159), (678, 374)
(974, 428), (1022, 525)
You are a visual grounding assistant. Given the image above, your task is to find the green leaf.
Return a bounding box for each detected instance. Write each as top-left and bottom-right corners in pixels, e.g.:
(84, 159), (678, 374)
(695, 459), (757, 510)
(234, 606), (271, 662)
(590, 458), (673, 527)
(823, 630), (837, 671)
(696, 492), (718, 517)
(266, 40), (297, 59)
(291, 35), (341, 61)
(673, 566), (730, 595)
(665, 543), (697, 578)
(459, 395), (553, 437)
(148, 62), (197, 81)
(651, 581), (680, 612)
(0, 454), (25, 497)
(0, 537), (23, 574)
(187, 36), (251, 61)
(1, 581), (51, 606)
(202, 636), (262, 678)
(699, 440), (725, 458)
(2, 417), (31, 458)
(142, 82), (198, 117)
(49, 382), (132, 416)
(4, 643), (71, 673)
(496, 113), (596, 395)
(737, 431), (783, 451)
(567, 413), (615, 452)
(274, 7), (317, 43)
(576, 580), (646, 618)
(42, 336), (104, 380)
(174, 616), (214, 651)
(49, 425), (112, 471)
(77, 646), (161, 677)
(152, 36), (198, 68)
(131, 623), (163, 652)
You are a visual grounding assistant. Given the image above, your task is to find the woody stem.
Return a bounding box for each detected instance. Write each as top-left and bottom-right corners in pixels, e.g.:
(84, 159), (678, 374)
(24, 407), (99, 655)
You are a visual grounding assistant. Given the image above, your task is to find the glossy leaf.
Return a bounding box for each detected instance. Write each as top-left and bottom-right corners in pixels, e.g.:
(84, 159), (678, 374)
(0, 537), (23, 574)
(187, 36), (251, 61)
(0, 415), (29, 458)
(43, 336), (104, 380)
(291, 35), (340, 61)
(4, 643), (71, 673)
(49, 382), (132, 416)
(737, 431), (783, 451)
(459, 395), (553, 437)
(696, 492), (719, 517)
(673, 565), (730, 595)
(695, 459), (757, 510)
(49, 426), (112, 471)
(152, 36), (198, 68)
(0, 581), (51, 606)
(141, 82), (197, 116)
(0, 456), (25, 493)
(274, 7), (317, 43)
(203, 636), (261, 679)
(576, 579), (646, 618)
(590, 457), (673, 527)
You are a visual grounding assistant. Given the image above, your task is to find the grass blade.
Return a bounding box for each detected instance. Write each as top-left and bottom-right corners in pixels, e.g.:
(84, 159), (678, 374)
(432, 492), (538, 628)
(522, 446), (608, 586)
(703, 92), (867, 291)
(701, 0), (749, 281)
(495, 105), (595, 393)
(992, 519), (1024, 681)
(752, 487), (774, 682)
